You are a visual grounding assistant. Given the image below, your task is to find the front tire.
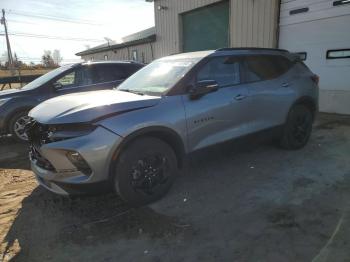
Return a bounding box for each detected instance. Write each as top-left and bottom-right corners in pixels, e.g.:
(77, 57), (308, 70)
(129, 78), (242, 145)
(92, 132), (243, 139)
(113, 137), (178, 207)
(280, 105), (313, 150)
(9, 111), (31, 143)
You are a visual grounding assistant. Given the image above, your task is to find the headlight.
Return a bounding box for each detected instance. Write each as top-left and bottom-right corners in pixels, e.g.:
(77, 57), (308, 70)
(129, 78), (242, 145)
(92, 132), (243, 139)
(47, 124), (97, 142)
(0, 98), (11, 107)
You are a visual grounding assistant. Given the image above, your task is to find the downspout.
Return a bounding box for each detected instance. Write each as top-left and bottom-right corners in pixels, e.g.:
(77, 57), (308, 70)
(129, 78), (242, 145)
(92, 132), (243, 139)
(276, 0), (282, 48)
(149, 41), (154, 61)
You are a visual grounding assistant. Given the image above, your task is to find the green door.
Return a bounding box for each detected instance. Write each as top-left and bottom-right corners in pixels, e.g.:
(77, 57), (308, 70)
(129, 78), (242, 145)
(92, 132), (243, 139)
(182, 1), (229, 52)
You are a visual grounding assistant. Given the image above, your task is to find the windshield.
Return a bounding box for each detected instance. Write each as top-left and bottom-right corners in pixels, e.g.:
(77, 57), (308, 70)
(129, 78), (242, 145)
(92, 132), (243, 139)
(22, 65), (73, 90)
(117, 58), (199, 95)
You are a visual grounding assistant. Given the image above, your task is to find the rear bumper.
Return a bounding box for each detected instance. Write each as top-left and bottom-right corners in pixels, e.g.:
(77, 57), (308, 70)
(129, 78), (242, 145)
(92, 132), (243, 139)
(30, 126), (123, 195)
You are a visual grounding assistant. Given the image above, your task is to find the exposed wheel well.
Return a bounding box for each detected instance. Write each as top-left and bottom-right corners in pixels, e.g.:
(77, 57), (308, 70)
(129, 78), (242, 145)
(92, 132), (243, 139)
(110, 127), (186, 179)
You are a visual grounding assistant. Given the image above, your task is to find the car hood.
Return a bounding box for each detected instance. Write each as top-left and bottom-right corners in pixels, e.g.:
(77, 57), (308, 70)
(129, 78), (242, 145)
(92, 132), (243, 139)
(29, 90), (161, 125)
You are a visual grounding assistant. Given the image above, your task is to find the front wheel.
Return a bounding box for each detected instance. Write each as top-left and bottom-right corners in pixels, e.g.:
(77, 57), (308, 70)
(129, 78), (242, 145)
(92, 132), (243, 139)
(280, 105), (313, 150)
(9, 111), (31, 142)
(113, 137), (178, 207)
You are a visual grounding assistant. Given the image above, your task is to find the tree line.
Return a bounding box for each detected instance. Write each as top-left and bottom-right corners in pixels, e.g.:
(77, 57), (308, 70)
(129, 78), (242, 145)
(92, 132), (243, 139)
(0, 49), (62, 70)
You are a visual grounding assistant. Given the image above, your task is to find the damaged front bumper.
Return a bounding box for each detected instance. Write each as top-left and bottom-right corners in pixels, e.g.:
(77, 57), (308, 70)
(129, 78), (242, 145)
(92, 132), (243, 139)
(27, 122), (123, 195)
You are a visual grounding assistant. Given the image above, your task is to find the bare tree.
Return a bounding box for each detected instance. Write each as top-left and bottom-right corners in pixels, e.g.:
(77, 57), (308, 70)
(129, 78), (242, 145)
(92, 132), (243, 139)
(42, 50), (55, 68)
(52, 49), (63, 66)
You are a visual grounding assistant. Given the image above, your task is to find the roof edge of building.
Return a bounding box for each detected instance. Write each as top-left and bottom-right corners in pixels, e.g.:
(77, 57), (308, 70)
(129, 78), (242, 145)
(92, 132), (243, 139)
(76, 34), (156, 56)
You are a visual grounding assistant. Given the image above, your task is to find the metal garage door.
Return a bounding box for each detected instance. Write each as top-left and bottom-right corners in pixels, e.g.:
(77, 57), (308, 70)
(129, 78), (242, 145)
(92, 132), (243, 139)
(182, 1), (229, 52)
(279, 0), (350, 114)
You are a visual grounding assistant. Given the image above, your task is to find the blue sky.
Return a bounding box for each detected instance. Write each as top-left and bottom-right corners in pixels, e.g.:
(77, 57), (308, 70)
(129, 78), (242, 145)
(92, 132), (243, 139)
(0, 0), (154, 64)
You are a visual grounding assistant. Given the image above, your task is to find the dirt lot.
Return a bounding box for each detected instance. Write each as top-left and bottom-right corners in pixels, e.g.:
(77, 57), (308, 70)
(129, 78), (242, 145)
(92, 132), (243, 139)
(0, 113), (350, 262)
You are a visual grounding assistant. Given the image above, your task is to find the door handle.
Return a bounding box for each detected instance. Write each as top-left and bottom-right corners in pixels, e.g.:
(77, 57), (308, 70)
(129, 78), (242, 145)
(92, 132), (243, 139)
(234, 94), (247, 101)
(282, 82), (290, 88)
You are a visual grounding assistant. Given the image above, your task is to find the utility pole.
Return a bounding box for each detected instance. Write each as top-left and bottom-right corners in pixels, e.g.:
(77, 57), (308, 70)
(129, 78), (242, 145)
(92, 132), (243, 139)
(1, 9), (15, 75)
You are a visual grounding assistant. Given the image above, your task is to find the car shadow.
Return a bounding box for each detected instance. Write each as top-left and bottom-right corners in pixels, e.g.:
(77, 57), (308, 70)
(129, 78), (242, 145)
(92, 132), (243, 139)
(0, 137), (30, 170)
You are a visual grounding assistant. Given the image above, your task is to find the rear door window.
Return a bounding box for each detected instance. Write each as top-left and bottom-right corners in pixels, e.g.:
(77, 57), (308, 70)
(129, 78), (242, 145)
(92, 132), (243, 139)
(95, 65), (124, 83)
(196, 56), (240, 87)
(75, 66), (96, 86)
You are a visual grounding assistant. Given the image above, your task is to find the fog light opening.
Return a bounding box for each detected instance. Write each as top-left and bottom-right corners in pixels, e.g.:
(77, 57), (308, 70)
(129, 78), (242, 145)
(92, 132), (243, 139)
(66, 151), (92, 175)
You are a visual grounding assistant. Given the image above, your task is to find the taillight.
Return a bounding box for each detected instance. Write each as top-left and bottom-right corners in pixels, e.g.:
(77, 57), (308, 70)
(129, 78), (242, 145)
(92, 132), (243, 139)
(311, 74), (319, 85)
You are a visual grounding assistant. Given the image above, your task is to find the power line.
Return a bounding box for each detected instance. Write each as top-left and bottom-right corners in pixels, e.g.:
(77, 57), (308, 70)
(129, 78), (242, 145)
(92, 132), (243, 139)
(0, 32), (104, 42)
(7, 9), (102, 26)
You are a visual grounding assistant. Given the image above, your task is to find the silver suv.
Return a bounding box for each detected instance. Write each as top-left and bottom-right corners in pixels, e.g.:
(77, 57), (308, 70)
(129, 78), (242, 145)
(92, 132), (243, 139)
(27, 48), (319, 206)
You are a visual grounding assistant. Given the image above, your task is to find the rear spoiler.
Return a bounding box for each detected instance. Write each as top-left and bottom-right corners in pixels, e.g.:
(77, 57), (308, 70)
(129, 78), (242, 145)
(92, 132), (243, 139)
(290, 52), (307, 62)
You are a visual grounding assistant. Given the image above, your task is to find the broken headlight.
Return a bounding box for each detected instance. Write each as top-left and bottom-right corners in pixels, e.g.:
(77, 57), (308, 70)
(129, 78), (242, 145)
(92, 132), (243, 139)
(47, 123), (97, 143)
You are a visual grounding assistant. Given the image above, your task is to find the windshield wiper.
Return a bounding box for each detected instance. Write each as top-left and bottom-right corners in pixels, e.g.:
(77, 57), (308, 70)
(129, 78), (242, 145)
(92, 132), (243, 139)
(118, 89), (144, 96)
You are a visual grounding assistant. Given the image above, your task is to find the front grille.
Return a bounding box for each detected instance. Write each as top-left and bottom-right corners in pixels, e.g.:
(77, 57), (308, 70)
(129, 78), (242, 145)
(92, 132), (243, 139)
(26, 120), (55, 171)
(26, 120), (50, 146)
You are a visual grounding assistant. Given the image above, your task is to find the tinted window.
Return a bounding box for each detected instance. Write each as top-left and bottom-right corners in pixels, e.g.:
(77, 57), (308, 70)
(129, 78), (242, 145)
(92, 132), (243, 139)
(197, 56), (240, 87)
(75, 66), (95, 86)
(121, 64), (143, 79)
(94, 65), (124, 83)
(241, 55), (293, 83)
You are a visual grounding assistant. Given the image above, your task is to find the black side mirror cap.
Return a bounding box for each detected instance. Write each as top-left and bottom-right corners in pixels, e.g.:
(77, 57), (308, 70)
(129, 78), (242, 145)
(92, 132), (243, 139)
(53, 82), (63, 91)
(189, 80), (219, 99)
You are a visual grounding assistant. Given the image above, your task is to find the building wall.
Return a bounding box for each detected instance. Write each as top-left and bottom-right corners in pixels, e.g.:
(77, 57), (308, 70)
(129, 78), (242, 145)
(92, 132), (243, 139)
(80, 42), (155, 64)
(153, 0), (279, 58)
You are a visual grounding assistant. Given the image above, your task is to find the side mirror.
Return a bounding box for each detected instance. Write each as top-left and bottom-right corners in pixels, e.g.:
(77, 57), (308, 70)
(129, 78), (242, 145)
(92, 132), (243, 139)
(189, 80), (219, 99)
(53, 82), (63, 91)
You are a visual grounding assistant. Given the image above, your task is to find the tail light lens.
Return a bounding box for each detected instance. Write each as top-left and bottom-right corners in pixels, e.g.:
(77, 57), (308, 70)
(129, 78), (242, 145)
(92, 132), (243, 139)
(311, 74), (319, 86)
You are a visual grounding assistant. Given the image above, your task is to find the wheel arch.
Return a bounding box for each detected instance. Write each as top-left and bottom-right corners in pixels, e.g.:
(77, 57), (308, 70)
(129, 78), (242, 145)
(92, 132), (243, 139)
(109, 126), (186, 179)
(290, 96), (317, 121)
(5, 106), (33, 132)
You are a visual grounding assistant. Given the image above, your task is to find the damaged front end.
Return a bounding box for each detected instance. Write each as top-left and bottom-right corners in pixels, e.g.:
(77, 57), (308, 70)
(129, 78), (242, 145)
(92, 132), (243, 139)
(25, 120), (96, 175)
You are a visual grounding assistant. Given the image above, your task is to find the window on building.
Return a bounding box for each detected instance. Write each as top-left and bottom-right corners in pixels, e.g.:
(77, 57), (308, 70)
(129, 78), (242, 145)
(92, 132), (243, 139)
(104, 55), (108, 60)
(326, 49), (350, 59)
(90, 57), (94, 61)
(289, 7), (309, 15)
(197, 56), (240, 87)
(132, 50), (138, 61)
(333, 0), (350, 7)
(240, 55), (293, 83)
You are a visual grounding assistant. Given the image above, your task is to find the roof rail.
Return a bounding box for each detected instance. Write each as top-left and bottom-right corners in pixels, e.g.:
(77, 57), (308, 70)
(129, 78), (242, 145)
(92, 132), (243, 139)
(215, 47), (289, 53)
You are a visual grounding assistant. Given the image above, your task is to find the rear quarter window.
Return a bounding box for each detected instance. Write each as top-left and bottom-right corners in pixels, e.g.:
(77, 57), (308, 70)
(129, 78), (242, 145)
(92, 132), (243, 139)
(241, 55), (293, 83)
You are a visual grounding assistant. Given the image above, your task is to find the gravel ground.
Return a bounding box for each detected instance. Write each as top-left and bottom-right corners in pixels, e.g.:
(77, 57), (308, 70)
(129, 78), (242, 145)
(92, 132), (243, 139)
(0, 113), (350, 262)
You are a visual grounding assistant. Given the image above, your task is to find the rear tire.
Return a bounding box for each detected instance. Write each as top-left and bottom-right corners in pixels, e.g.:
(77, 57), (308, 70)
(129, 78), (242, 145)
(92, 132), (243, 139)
(280, 105), (313, 150)
(9, 111), (31, 143)
(113, 137), (178, 207)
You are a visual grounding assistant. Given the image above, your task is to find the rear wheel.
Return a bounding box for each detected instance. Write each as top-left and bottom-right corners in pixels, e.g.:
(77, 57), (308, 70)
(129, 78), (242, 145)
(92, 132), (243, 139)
(280, 105), (313, 150)
(113, 137), (178, 206)
(9, 111), (31, 142)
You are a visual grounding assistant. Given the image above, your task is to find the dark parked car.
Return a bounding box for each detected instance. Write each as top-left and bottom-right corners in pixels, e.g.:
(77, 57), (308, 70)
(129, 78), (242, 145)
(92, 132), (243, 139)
(0, 61), (144, 141)
(27, 48), (319, 206)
